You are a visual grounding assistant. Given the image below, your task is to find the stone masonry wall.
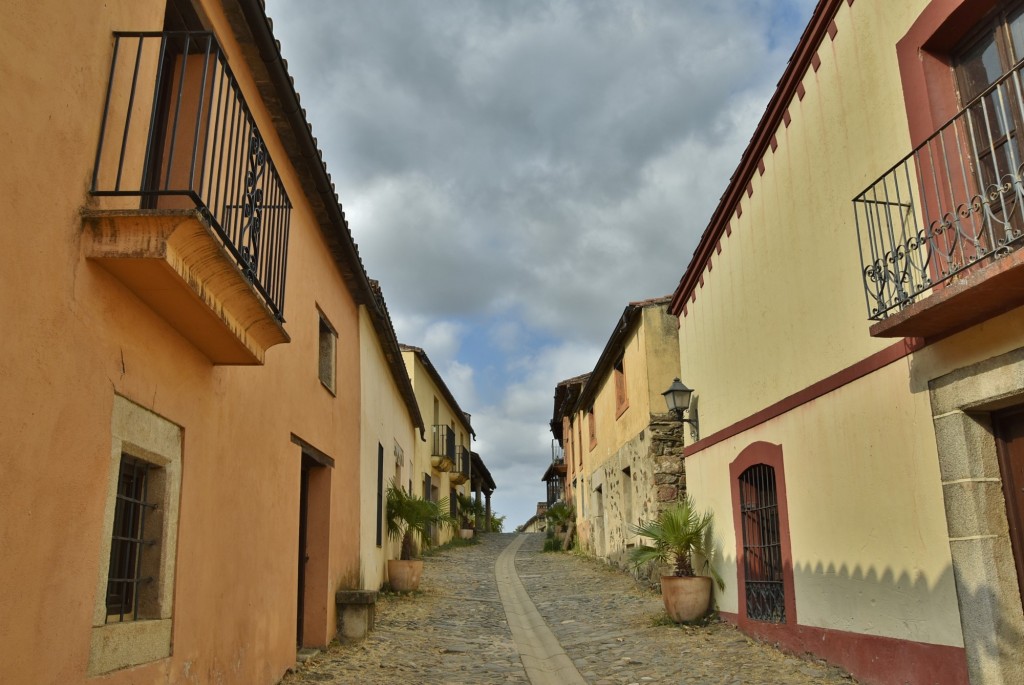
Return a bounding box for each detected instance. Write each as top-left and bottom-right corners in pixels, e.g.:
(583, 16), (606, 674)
(590, 412), (686, 580)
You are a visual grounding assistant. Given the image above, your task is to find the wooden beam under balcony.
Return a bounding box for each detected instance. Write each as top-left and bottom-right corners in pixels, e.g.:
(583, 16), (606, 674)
(83, 209), (290, 364)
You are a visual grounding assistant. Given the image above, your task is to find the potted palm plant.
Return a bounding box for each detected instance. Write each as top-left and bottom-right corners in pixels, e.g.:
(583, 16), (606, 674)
(454, 491), (484, 539)
(629, 494), (725, 623)
(385, 482), (455, 592)
(544, 501), (575, 550)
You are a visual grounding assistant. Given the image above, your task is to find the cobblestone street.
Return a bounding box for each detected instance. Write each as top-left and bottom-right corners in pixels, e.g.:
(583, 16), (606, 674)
(282, 533), (856, 685)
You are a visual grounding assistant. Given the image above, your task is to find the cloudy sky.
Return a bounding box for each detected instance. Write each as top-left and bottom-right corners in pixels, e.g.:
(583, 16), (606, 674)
(263, 0), (818, 528)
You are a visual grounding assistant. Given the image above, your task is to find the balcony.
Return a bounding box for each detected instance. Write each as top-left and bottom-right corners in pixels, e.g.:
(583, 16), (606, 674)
(450, 446), (470, 485)
(431, 425), (456, 472)
(86, 32), (291, 364)
(542, 440), (567, 506)
(853, 58), (1024, 339)
(551, 439), (564, 465)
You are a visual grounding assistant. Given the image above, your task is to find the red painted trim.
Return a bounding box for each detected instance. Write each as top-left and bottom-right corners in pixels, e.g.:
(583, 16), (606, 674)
(757, 159), (765, 175)
(783, 109), (792, 127)
(725, 443), (968, 685)
(827, 20), (838, 40)
(715, 240), (722, 255)
(668, 0), (845, 316)
(770, 134), (778, 152)
(729, 442), (798, 627)
(812, 53), (822, 72)
(736, 202), (743, 218)
(707, 258), (713, 271)
(745, 181), (753, 197)
(684, 338), (925, 457)
(718, 612), (968, 685)
(797, 82), (806, 100)
(896, 0), (998, 148)
(725, 222), (732, 237)
(699, 275), (704, 288)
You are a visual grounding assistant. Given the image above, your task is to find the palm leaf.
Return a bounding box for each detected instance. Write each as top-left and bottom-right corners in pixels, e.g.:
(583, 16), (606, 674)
(629, 494), (724, 589)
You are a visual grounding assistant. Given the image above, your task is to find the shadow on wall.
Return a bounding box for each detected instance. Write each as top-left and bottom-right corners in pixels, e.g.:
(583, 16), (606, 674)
(708, 552), (1020, 685)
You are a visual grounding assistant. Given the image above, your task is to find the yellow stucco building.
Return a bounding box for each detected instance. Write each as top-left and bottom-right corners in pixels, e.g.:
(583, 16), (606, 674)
(400, 345), (476, 546)
(551, 297), (683, 571)
(668, 1), (1024, 683)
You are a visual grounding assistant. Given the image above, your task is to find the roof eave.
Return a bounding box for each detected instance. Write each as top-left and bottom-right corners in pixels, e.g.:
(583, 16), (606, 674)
(669, 0), (845, 316)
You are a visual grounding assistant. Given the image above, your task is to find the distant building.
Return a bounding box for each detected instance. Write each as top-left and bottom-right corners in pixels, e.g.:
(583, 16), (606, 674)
(470, 451), (497, 529)
(550, 297), (683, 571)
(400, 345), (476, 546)
(541, 440), (567, 506)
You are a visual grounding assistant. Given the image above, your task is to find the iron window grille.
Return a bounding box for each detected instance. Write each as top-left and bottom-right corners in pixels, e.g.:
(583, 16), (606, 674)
(106, 455), (158, 622)
(738, 464), (785, 623)
(91, 31), (291, 321)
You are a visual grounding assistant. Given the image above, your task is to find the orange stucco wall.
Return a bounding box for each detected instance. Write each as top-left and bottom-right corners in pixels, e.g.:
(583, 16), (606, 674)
(0, 1), (380, 683)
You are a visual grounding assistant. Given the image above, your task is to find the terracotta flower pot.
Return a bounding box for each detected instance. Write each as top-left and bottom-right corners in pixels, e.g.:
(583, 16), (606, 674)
(660, 575), (712, 623)
(387, 559), (423, 592)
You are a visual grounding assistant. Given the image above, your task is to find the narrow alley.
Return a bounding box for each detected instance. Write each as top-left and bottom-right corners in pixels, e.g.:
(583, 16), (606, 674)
(282, 534), (855, 685)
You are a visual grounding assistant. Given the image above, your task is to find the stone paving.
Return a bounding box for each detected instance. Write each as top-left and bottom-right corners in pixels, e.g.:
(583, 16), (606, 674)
(280, 533), (857, 685)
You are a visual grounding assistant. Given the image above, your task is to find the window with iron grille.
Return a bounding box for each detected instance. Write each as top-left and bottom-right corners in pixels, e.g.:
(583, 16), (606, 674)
(739, 464), (785, 623)
(953, 1), (1024, 240)
(106, 454), (159, 622)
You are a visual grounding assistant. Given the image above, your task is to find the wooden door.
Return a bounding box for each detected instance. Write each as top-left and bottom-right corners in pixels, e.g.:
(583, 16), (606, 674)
(994, 407), (1024, 601)
(296, 461), (310, 646)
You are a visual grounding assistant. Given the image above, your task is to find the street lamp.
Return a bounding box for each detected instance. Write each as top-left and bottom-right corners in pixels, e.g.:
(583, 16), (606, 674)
(662, 378), (698, 441)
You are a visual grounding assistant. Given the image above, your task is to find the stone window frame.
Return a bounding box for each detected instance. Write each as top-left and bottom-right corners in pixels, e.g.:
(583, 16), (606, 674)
(89, 395), (183, 677)
(928, 346), (1024, 684)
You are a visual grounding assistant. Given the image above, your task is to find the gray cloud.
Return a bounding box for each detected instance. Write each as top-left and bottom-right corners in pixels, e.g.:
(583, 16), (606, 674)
(266, 0), (814, 526)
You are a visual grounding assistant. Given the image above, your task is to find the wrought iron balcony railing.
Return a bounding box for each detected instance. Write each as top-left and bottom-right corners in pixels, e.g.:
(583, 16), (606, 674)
(551, 439), (564, 465)
(546, 475), (564, 507)
(91, 31), (291, 321)
(853, 56), (1024, 321)
(455, 445), (471, 477)
(431, 425), (456, 460)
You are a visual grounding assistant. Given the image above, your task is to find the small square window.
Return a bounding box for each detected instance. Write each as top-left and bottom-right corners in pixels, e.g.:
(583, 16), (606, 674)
(318, 312), (337, 394)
